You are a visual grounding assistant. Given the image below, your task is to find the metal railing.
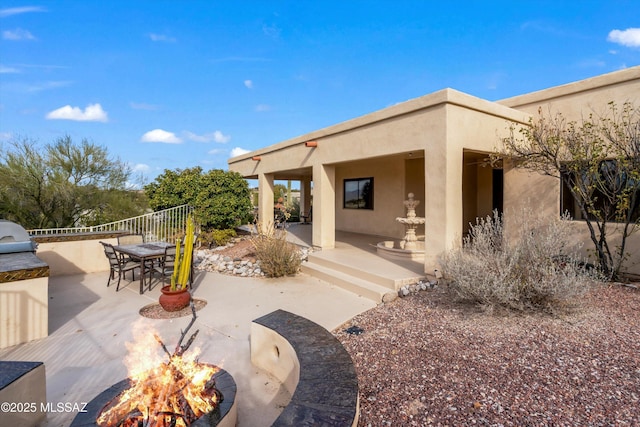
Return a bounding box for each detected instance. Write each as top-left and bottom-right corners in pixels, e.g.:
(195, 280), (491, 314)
(28, 205), (195, 243)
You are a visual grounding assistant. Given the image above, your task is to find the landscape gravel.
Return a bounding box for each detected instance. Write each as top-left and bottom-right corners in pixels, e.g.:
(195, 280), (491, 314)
(334, 283), (640, 426)
(194, 236), (312, 278)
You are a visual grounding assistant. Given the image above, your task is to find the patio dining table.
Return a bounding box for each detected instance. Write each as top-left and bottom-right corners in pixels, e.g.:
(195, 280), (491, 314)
(112, 241), (174, 294)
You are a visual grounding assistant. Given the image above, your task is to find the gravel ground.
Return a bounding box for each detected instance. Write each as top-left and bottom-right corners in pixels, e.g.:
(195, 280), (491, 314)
(334, 284), (640, 427)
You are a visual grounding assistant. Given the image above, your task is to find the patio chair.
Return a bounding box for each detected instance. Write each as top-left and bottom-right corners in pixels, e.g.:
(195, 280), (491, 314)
(100, 242), (140, 291)
(116, 233), (145, 264)
(152, 242), (196, 289)
(117, 234), (144, 245)
(300, 207), (312, 224)
(151, 245), (177, 288)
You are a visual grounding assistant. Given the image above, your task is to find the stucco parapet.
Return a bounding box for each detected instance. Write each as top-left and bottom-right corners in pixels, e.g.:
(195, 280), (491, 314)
(498, 66), (640, 109)
(229, 88), (529, 166)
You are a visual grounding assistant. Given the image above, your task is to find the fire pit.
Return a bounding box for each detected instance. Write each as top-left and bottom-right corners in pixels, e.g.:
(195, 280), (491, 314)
(70, 368), (235, 427)
(71, 302), (237, 427)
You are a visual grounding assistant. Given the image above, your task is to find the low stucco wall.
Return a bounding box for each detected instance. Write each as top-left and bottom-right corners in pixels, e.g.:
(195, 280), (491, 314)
(0, 362), (47, 426)
(0, 276), (48, 348)
(34, 233), (121, 277)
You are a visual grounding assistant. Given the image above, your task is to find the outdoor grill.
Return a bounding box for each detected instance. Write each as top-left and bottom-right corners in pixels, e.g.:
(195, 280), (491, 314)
(0, 220), (38, 254)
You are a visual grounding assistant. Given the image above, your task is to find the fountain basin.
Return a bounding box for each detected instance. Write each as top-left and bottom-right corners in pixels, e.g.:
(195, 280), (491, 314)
(377, 240), (425, 261)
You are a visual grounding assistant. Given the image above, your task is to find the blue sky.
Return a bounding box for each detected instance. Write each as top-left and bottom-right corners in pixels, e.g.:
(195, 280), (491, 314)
(1, 1), (639, 185)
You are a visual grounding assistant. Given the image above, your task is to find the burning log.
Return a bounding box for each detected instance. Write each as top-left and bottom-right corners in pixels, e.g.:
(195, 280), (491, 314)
(96, 301), (222, 427)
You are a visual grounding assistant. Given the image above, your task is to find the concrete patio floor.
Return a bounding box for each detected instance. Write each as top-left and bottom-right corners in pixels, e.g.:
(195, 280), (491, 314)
(0, 266), (376, 426)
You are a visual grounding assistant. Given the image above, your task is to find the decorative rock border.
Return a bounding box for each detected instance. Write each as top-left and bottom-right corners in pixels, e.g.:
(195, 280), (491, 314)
(251, 310), (359, 426)
(196, 250), (265, 277)
(139, 299), (208, 319)
(195, 238), (312, 278)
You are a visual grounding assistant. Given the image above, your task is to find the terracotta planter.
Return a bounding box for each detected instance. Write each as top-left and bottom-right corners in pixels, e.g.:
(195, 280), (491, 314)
(159, 286), (191, 312)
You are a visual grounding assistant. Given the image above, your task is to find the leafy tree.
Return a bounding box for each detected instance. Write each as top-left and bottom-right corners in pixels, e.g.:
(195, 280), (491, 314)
(273, 184), (288, 203)
(144, 167), (252, 230)
(144, 167), (203, 211)
(501, 102), (640, 280)
(0, 136), (145, 229)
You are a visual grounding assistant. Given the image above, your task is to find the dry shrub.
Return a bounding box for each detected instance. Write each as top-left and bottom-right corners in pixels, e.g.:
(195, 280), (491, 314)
(251, 224), (302, 277)
(199, 228), (236, 248)
(441, 210), (601, 314)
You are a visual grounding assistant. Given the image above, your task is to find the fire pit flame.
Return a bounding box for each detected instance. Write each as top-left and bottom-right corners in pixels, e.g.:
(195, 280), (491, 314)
(97, 301), (223, 427)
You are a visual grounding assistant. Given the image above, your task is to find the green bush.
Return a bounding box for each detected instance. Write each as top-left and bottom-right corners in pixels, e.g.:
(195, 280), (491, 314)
(441, 210), (600, 314)
(251, 226), (302, 277)
(144, 167), (253, 230)
(199, 229), (237, 248)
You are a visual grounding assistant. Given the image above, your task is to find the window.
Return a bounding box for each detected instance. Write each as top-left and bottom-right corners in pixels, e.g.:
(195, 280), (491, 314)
(560, 160), (640, 222)
(344, 177), (374, 209)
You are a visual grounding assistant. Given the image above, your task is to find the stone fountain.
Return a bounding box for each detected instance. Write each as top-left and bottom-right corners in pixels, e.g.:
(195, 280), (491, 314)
(376, 193), (426, 261)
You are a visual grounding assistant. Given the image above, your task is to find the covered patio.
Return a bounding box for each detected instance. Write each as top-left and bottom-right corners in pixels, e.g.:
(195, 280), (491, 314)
(229, 89), (530, 278)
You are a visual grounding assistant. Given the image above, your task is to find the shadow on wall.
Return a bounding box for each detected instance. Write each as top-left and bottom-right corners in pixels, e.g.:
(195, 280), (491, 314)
(0, 288), (48, 348)
(36, 250), (96, 276)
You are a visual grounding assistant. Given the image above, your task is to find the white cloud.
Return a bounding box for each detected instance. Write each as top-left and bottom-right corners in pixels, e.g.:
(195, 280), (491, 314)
(46, 103), (108, 122)
(207, 148), (226, 155)
(244, 79), (253, 89)
(230, 147), (251, 158)
(132, 163), (150, 173)
(607, 28), (640, 48)
(27, 80), (72, 93)
(0, 6), (46, 18)
(0, 65), (20, 73)
(184, 130), (231, 143)
(149, 33), (177, 43)
(212, 130), (230, 143)
(3, 28), (36, 40)
(262, 23), (281, 39)
(255, 104), (272, 112)
(140, 129), (182, 144)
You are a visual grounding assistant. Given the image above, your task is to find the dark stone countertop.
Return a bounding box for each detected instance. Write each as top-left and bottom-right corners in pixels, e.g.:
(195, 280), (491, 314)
(0, 361), (44, 390)
(0, 252), (48, 273)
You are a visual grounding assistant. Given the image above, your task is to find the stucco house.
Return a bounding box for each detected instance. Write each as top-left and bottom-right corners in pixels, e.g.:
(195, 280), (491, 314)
(228, 67), (640, 282)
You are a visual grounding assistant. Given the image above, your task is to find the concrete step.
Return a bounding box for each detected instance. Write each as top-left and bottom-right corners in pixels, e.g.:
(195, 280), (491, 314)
(301, 261), (397, 303)
(306, 252), (425, 290)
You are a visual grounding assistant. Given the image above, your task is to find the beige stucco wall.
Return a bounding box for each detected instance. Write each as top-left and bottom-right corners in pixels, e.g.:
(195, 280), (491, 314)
(36, 238), (115, 276)
(335, 157), (406, 238)
(0, 276), (48, 348)
(419, 101), (528, 265)
(499, 67), (640, 275)
(499, 67), (640, 119)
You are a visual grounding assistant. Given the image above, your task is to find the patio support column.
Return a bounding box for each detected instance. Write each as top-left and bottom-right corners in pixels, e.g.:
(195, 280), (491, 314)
(312, 164), (335, 249)
(300, 177), (312, 219)
(258, 173), (274, 234)
(423, 144), (463, 275)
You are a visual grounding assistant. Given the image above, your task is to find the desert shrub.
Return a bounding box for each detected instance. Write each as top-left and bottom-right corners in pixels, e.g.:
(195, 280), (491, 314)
(199, 229), (237, 248)
(441, 210), (600, 313)
(251, 225), (302, 277)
